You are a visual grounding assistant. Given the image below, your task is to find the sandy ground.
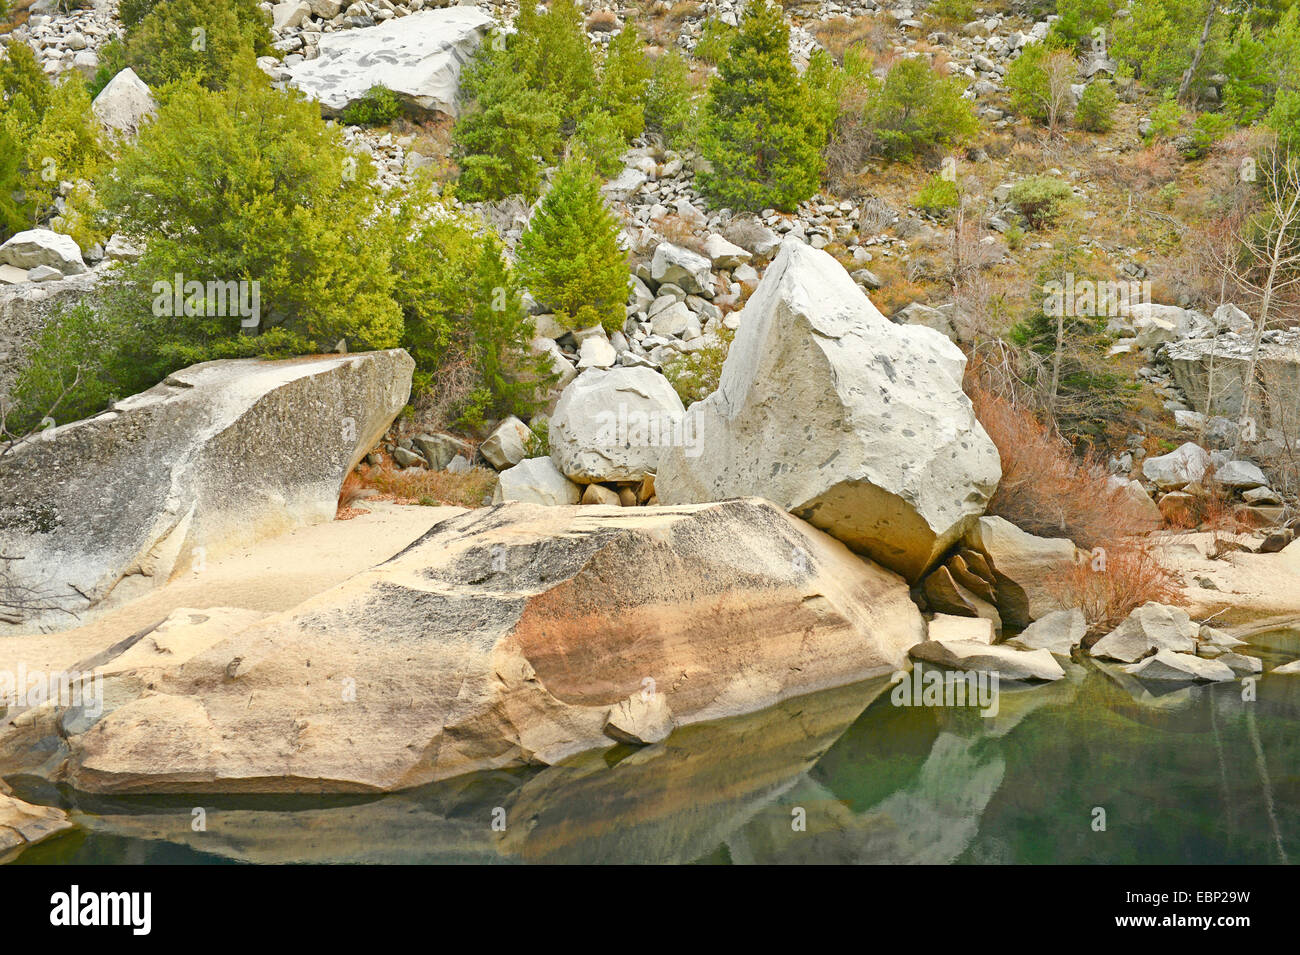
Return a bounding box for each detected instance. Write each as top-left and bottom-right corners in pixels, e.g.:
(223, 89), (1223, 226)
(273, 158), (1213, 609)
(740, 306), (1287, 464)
(1161, 532), (1300, 634)
(0, 502), (462, 675)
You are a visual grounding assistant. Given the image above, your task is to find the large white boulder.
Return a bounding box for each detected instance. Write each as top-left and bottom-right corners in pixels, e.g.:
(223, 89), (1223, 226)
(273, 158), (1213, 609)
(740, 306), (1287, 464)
(1142, 441), (1210, 490)
(549, 366), (687, 483)
(0, 350), (413, 634)
(494, 456), (582, 505)
(650, 242), (713, 295)
(0, 229), (86, 275)
(657, 239), (1002, 582)
(1090, 602), (1198, 663)
(45, 499), (925, 792)
(284, 7), (494, 117)
(90, 67), (156, 137)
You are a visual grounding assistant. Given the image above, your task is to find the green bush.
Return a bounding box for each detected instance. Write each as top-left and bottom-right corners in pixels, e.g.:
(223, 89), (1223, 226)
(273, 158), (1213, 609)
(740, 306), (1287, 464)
(1009, 175), (1073, 229)
(0, 50), (105, 232)
(125, 0), (271, 92)
(98, 74), (400, 366)
(574, 109), (627, 178)
(119, 0), (163, 28)
(516, 155), (630, 332)
(453, 34), (562, 202)
(1045, 0), (1115, 51)
(697, 0), (824, 211)
(6, 302), (144, 433)
(1268, 87), (1300, 153)
(928, 0), (975, 24)
(600, 21), (651, 141)
(1075, 80), (1117, 132)
(453, 1), (642, 202)
(913, 174), (960, 216)
(340, 85), (403, 126)
(859, 56), (979, 162)
(1145, 94), (1183, 140)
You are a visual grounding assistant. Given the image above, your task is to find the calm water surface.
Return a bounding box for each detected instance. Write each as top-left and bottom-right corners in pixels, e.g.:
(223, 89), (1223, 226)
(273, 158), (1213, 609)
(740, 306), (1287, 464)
(12, 630), (1300, 864)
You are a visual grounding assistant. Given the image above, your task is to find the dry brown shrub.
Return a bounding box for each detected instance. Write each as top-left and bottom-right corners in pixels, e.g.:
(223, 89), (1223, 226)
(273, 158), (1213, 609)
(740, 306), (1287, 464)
(408, 357), (479, 436)
(585, 9), (619, 31)
(1044, 541), (1179, 634)
(361, 464), (498, 508)
(1111, 142), (1180, 193)
(653, 213), (708, 253)
(965, 348), (1180, 629)
(336, 471), (369, 519)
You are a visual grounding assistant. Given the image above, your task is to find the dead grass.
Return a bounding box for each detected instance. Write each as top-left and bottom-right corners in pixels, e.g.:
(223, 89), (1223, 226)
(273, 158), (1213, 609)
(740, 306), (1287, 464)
(359, 463), (498, 508)
(812, 15), (892, 62)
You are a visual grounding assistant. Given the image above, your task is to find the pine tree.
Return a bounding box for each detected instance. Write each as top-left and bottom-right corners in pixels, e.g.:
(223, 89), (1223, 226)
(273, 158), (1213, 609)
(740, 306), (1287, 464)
(453, 37), (561, 202)
(600, 20), (652, 141)
(697, 0), (823, 212)
(460, 236), (557, 428)
(516, 154), (630, 333)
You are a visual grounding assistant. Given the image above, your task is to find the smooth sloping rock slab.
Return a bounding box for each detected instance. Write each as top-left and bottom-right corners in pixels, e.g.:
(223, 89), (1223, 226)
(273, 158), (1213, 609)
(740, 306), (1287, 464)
(0, 792), (73, 863)
(55, 499), (925, 793)
(1090, 602), (1199, 663)
(962, 517), (1079, 628)
(1123, 649), (1235, 682)
(549, 366), (686, 483)
(909, 639), (1065, 681)
(284, 7), (493, 117)
(657, 239), (1001, 582)
(0, 350), (413, 634)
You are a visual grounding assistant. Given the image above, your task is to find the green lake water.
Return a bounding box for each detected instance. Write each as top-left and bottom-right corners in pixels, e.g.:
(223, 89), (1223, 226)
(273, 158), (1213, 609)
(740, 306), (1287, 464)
(11, 630), (1300, 865)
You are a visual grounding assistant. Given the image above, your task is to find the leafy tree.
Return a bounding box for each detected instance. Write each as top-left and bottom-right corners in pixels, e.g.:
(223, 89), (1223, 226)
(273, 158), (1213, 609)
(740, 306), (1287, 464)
(384, 188), (484, 395)
(22, 73), (106, 219)
(1222, 17), (1273, 123)
(694, 18), (736, 65)
(1006, 41), (1076, 128)
(1010, 248), (1131, 441)
(0, 126), (32, 241)
(698, 0), (823, 211)
(125, 0), (271, 91)
(1111, 0), (1224, 91)
(516, 155), (630, 332)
